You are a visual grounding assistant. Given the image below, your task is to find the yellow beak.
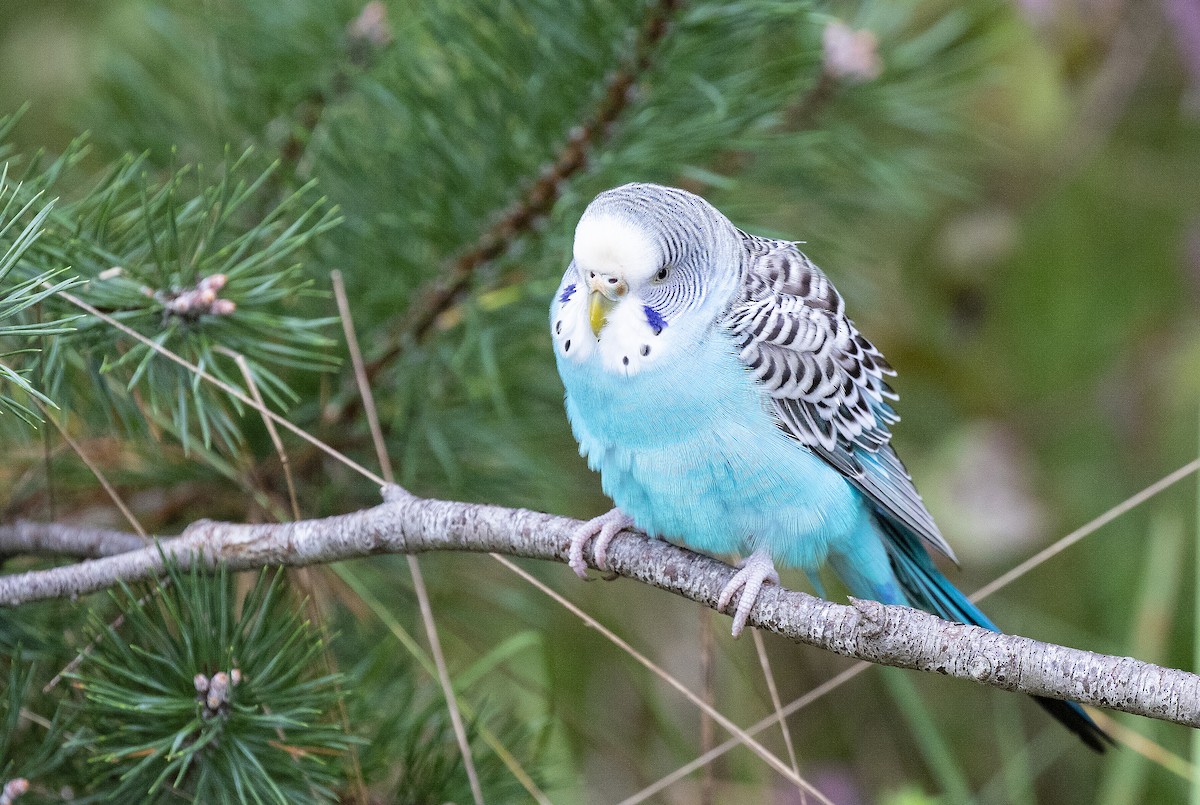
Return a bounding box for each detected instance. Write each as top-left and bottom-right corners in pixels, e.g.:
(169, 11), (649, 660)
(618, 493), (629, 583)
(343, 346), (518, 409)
(589, 290), (616, 338)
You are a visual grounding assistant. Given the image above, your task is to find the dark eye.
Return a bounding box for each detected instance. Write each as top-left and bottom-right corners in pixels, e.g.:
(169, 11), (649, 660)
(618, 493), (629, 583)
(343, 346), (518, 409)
(655, 266), (670, 282)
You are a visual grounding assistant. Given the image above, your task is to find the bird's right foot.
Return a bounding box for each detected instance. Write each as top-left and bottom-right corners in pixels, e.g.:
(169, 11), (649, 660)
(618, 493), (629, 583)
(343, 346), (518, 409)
(568, 508), (636, 578)
(717, 547), (780, 637)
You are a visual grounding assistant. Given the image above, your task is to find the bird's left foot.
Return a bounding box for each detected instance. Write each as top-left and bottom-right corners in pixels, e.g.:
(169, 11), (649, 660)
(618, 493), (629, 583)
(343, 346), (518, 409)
(717, 548), (780, 638)
(568, 508), (636, 578)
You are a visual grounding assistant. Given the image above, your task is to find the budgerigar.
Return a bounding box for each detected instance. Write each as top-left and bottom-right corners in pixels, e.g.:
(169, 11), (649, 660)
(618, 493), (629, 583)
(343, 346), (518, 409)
(550, 182), (1110, 751)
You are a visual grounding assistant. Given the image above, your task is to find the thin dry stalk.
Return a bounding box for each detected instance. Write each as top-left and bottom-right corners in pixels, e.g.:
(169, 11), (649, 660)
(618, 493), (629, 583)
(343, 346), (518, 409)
(699, 610), (715, 805)
(227, 351), (302, 521)
(38, 404), (148, 540)
(55, 289), (385, 485)
(227, 348), (370, 805)
(332, 270), (484, 805)
(973, 458), (1200, 601)
(621, 663), (872, 804)
(493, 554), (833, 803)
(36, 403), (153, 694)
(751, 629), (802, 794)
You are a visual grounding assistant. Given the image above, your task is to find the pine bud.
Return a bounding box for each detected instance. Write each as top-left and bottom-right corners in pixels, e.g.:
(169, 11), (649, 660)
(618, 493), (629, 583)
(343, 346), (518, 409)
(207, 671), (231, 713)
(199, 274), (227, 292)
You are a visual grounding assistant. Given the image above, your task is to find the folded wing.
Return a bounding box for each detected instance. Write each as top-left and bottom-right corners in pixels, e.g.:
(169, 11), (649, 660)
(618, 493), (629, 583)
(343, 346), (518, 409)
(726, 234), (957, 563)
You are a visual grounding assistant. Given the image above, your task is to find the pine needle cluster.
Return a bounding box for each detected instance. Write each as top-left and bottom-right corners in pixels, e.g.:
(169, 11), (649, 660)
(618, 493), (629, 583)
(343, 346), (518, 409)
(71, 564), (350, 803)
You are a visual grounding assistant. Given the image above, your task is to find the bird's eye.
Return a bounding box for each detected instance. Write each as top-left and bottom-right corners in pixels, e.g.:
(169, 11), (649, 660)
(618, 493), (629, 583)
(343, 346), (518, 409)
(654, 266), (670, 282)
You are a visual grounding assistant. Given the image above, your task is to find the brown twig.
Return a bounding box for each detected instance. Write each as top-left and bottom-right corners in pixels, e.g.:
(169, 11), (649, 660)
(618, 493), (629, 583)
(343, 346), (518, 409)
(361, 0), (685, 384)
(277, 4), (395, 180)
(43, 584), (166, 694)
(226, 352), (302, 521)
(624, 664), (874, 804)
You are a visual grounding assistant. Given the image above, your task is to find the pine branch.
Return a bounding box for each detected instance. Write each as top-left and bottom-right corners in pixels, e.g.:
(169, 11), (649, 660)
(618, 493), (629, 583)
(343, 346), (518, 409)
(276, 3), (396, 179)
(2, 485), (1196, 730)
(33, 153), (341, 453)
(0, 520), (147, 559)
(363, 0), (684, 379)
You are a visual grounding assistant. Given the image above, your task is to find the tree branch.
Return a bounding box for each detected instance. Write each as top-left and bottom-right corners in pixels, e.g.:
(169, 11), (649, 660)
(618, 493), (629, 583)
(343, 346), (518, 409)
(0, 520), (148, 559)
(362, 0), (684, 381)
(2, 485), (1197, 730)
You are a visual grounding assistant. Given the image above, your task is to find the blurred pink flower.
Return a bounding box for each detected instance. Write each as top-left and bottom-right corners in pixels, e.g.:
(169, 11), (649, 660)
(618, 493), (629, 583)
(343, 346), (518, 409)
(823, 21), (883, 83)
(1167, 0), (1200, 114)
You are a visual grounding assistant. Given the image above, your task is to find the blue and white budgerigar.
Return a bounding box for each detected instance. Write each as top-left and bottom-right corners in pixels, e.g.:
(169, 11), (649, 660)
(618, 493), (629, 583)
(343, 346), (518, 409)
(550, 183), (1109, 751)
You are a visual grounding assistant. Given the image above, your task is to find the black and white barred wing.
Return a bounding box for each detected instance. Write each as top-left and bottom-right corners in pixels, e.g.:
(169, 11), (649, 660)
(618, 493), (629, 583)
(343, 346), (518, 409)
(727, 236), (957, 563)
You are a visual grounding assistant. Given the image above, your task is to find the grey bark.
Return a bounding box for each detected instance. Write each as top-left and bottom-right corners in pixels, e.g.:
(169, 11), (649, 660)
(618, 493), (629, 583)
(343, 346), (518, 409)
(0, 519), (149, 558)
(1, 484), (1196, 729)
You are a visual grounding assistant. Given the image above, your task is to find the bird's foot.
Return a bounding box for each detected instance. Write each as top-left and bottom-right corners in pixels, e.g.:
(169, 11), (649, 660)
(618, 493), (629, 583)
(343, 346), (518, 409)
(717, 548), (780, 638)
(568, 508), (636, 578)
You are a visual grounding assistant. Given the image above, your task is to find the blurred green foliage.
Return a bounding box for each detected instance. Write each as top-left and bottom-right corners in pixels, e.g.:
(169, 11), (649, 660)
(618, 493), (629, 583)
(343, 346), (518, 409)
(0, 0), (1197, 802)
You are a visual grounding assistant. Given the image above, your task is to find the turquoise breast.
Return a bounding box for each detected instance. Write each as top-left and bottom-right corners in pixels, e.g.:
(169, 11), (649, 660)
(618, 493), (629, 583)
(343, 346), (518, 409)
(556, 325), (868, 570)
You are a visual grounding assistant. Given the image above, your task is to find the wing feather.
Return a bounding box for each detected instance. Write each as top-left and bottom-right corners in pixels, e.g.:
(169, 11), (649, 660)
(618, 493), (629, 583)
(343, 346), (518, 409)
(728, 234), (957, 563)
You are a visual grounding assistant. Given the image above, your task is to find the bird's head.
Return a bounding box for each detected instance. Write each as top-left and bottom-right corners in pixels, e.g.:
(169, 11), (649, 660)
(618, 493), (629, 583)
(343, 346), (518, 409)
(552, 183), (742, 375)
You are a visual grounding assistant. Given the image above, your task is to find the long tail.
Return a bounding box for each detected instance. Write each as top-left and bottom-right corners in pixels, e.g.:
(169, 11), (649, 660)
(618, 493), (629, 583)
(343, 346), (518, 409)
(867, 516), (1113, 753)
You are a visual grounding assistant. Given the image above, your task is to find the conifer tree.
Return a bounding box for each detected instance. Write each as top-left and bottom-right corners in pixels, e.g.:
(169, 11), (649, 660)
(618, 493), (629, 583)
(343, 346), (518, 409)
(1, 0), (1196, 801)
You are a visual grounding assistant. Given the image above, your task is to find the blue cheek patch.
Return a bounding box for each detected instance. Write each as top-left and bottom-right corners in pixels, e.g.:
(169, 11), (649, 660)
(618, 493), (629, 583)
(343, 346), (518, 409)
(559, 283), (577, 304)
(643, 305), (667, 335)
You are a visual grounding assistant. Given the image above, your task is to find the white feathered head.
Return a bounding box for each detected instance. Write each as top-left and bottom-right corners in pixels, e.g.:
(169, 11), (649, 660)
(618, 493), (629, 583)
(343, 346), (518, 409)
(552, 183), (743, 375)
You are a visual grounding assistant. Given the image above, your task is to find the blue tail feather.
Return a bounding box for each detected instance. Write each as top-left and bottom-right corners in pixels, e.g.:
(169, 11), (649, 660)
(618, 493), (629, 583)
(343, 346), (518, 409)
(873, 514), (1112, 753)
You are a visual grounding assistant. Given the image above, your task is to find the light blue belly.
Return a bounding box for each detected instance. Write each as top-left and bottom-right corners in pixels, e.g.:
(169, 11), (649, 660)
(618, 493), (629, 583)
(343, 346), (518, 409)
(557, 327), (868, 570)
